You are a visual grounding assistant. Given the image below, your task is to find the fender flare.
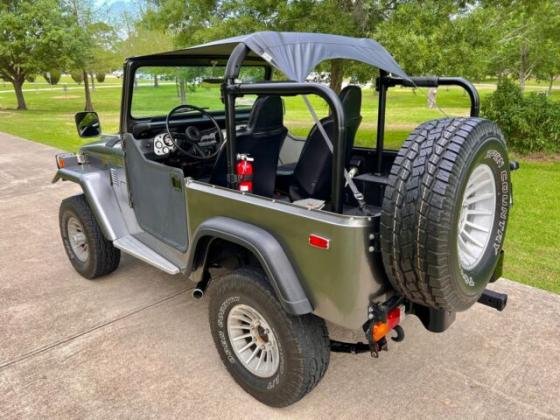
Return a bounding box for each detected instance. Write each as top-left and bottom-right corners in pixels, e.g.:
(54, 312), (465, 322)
(187, 216), (313, 315)
(53, 167), (127, 241)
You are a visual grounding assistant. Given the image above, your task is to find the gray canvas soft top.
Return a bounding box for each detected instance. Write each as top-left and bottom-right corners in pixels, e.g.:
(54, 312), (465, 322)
(140, 31), (409, 82)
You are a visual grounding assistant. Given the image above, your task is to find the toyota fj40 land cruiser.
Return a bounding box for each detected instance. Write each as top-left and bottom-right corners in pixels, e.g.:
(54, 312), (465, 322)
(54, 32), (513, 407)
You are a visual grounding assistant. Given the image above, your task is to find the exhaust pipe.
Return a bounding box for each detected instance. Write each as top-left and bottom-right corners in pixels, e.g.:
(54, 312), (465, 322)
(192, 288), (204, 299)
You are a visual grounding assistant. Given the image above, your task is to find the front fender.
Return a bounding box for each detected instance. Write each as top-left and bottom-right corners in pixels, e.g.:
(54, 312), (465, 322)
(53, 166), (127, 241)
(188, 216), (313, 315)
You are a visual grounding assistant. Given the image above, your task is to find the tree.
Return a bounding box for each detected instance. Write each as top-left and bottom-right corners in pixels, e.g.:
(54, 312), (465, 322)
(117, 27), (173, 87)
(532, 3), (560, 95)
(71, 70), (84, 84)
(64, 0), (96, 111)
(140, 0), (400, 93)
(486, 0), (560, 92)
(63, 1), (118, 111)
(43, 70), (62, 85)
(88, 21), (119, 92)
(0, 0), (77, 110)
(375, 1), (495, 79)
(535, 39), (560, 95)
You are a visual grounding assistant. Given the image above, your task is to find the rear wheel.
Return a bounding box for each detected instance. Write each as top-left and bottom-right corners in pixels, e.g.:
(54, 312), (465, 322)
(59, 194), (120, 279)
(208, 268), (330, 407)
(381, 118), (511, 311)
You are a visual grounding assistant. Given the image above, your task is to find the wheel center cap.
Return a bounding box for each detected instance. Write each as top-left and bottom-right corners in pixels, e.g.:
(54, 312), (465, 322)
(252, 325), (269, 347)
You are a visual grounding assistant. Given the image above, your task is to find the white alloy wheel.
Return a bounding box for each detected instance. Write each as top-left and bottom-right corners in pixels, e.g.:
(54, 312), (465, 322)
(227, 304), (280, 378)
(457, 163), (496, 270)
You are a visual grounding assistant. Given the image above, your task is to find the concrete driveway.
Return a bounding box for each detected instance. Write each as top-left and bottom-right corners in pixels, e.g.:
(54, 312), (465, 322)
(0, 132), (559, 419)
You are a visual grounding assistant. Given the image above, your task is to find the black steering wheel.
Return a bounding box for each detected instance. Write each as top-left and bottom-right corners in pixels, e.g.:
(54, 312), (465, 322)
(165, 104), (225, 160)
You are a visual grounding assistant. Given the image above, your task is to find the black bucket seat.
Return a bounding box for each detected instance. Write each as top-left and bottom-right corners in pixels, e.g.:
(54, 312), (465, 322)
(289, 85), (362, 201)
(210, 95), (287, 197)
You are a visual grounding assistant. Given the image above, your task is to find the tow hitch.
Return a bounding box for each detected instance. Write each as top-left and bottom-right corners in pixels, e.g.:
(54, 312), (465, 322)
(330, 289), (507, 356)
(478, 289), (508, 311)
(330, 326), (405, 357)
(330, 297), (406, 357)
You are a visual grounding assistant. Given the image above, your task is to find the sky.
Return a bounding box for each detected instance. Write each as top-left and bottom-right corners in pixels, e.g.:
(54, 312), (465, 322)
(94, 0), (140, 18)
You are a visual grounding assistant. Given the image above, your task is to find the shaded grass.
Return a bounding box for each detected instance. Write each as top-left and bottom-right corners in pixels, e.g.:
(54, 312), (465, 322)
(0, 79), (477, 151)
(1, 78), (558, 293)
(504, 161), (560, 293)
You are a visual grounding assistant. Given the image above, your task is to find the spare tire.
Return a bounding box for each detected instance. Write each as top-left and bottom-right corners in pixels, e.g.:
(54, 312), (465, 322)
(380, 118), (511, 312)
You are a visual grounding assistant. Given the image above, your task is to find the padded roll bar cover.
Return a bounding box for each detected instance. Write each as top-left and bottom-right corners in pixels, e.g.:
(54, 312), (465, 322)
(188, 216), (313, 315)
(401, 76), (439, 88)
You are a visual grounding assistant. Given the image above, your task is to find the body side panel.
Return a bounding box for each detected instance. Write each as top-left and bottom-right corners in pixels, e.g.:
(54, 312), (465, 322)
(185, 181), (390, 330)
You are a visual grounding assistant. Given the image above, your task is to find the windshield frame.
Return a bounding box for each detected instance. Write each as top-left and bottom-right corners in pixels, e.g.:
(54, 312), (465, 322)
(121, 55), (270, 133)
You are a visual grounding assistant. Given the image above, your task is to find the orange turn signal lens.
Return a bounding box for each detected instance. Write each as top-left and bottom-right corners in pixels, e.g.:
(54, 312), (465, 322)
(371, 305), (405, 342)
(56, 155), (65, 168)
(372, 322), (391, 342)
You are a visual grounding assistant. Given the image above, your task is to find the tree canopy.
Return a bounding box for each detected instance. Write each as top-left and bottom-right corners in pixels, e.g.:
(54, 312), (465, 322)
(2, 0), (560, 111)
(0, 0), (79, 109)
(136, 0), (560, 93)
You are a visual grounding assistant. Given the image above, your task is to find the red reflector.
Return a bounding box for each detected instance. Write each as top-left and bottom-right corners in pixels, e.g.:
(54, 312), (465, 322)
(309, 234), (330, 250)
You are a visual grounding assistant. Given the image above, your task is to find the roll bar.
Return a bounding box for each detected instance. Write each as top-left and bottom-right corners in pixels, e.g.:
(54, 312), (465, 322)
(374, 73), (481, 174)
(383, 75), (480, 116)
(223, 44), (347, 213)
(223, 45), (481, 214)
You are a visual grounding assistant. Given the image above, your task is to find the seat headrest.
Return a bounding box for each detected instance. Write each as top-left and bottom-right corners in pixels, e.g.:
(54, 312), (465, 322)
(339, 85), (362, 121)
(247, 95), (284, 132)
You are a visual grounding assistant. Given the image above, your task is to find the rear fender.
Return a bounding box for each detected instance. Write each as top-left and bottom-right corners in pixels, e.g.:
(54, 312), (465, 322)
(188, 217), (313, 315)
(53, 166), (127, 241)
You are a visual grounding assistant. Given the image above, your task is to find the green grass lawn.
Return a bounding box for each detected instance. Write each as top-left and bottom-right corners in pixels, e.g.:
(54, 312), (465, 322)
(505, 160), (560, 293)
(1, 76), (559, 293)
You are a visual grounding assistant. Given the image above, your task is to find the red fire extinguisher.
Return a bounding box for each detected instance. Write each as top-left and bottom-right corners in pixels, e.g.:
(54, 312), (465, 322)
(236, 154), (254, 192)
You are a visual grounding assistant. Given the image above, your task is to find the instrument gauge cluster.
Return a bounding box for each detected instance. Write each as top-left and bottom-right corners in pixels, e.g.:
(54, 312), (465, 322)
(153, 132), (176, 156)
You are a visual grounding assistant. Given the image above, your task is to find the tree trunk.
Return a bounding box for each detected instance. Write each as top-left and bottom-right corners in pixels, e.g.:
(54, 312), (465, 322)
(12, 78), (27, 110)
(329, 60), (344, 94)
(548, 74), (555, 96)
(154, 74), (159, 88)
(427, 87), (438, 109)
(519, 43), (528, 93)
(519, 74), (525, 93)
(82, 69), (94, 111)
(179, 78), (186, 104)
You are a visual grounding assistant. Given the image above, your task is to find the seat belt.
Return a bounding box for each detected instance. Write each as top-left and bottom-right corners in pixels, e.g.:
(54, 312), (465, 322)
(302, 95), (369, 214)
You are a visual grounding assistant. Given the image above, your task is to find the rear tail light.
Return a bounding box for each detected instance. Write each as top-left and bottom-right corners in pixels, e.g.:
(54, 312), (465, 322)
(372, 304), (405, 342)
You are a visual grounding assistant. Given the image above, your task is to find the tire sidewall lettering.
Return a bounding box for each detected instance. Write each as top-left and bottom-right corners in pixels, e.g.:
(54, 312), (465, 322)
(454, 138), (510, 295)
(217, 295), (240, 364)
(214, 291), (285, 391)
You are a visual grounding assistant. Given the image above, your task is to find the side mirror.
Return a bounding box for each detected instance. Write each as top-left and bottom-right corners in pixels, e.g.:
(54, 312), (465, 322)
(75, 111), (101, 138)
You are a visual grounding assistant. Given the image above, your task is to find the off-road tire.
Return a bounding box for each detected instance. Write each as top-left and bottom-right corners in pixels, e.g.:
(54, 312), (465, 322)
(59, 194), (120, 279)
(208, 268), (330, 407)
(381, 118), (511, 311)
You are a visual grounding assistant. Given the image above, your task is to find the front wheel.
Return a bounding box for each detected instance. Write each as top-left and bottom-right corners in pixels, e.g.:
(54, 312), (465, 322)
(208, 268), (330, 407)
(59, 194), (120, 279)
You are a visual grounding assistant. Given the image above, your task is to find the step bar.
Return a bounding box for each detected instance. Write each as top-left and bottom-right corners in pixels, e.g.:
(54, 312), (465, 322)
(113, 235), (180, 275)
